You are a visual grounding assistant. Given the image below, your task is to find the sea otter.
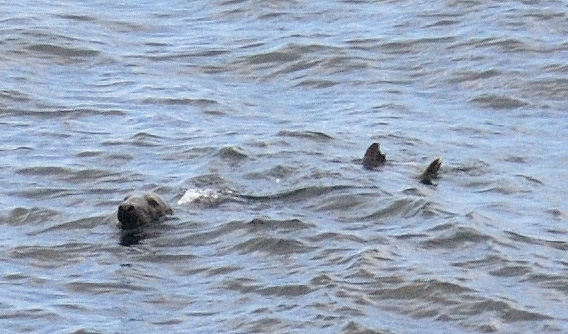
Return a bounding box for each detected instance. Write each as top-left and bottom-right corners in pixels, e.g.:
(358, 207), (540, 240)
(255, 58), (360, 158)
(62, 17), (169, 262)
(363, 142), (442, 185)
(117, 192), (173, 230)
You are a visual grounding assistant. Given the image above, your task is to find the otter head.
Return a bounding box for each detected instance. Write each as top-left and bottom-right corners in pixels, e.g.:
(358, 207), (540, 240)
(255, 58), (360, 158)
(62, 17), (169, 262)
(363, 142), (386, 169)
(117, 193), (172, 230)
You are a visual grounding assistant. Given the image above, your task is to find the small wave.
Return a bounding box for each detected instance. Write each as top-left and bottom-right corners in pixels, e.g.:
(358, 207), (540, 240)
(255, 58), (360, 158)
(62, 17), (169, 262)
(223, 278), (312, 297)
(452, 254), (508, 270)
(474, 181), (531, 195)
(470, 94), (528, 110)
(504, 231), (568, 251)
(11, 187), (73, 200)
(10, 244), (94, 269)
(448, 69), (501, 83)
(481, 37), (532, 53)
(242, 50), (301, 66)
(3, 207), (60, 226)
(515, 174), (544, 185)
(162, 220), (245, 248)
(65, 281), (148, 294)
(453, 37), (531, 53)
(29, 215), (108, 236)
(370, 278), (551, 331)
(489, 264), (532, 277)
(130, 132), (165, 147)
(463, 299), (552, 322)
(525, 272), (568, 294)
(545, 208), (564, 220)
(311, 193), (367, 212)
(0, 89), (32, 103)
(295, 79), (338, 88)
(421, 225), (492, 249)
(504, 156), (528, 163)
(277, 130), (334, 142)
(360, 198), (442, 220)
(379, 279), (474, 299)
(17, 166), (70, 177)
(55, 14), (96, 22)
(189, 173), (231, 188)
(307, 231), (367, 245)
(246, 217), (316, 231)
(341, 321), (388, 334)
(229, 236), (313, 255)
(26, 43), (99, 58)
(524, 77), (568, 101)
(16, 166), (121, 183)
(242, 185), (353, 202)
(425, 19), (460, 28)
(452, 160), (491, 177)
(216, 146), (249, 161)
(141, 97), (219, 106)
(257, 284), (312, 297)
(244, 165), (299, 181)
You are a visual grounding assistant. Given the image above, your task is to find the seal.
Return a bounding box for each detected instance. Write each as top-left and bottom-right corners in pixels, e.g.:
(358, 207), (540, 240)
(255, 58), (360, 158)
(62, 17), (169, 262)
(362, 142), (442, 184)
(117, 192), (173, 230)
(363, 142), (386, 169)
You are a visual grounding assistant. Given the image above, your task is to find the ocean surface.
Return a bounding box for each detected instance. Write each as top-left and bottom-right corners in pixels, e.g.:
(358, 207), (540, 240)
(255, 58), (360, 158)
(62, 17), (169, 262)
(1, 1), (567, 333)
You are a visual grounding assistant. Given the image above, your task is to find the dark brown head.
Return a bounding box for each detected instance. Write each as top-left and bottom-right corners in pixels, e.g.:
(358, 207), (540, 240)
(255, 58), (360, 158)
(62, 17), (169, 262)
(117, 193), (172, 230)
(363, 142), (386, 169)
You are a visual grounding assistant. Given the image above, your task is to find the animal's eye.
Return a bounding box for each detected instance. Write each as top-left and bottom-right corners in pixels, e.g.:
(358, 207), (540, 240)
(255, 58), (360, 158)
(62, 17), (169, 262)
(147, 198), (160, 207)
(123, 195), (131, 201)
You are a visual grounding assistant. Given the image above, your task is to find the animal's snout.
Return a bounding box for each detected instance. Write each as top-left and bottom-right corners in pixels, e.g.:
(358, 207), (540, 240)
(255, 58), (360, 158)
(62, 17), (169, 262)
(116, 193), (171, 232)
(117, 203), (138, 227)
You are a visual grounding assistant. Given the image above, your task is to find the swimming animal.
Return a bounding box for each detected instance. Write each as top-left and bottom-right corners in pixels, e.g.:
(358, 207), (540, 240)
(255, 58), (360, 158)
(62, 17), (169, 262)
(363, 142), (442, 185)
(117, 192), (173, 230)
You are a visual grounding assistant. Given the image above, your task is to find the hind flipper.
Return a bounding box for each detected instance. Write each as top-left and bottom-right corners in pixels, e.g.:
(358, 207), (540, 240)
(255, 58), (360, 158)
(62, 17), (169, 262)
(420, 158), (442, 185)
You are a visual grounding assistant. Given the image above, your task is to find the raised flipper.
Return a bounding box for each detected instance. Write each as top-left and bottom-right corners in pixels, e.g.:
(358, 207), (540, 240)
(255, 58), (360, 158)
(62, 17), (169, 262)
(420, 158), (442, 185)
(363, 142), (386, 169)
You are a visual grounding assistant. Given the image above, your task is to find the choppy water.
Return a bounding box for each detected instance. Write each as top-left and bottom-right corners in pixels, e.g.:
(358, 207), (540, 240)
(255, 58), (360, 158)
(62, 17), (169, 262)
(1, 1), (567, 333)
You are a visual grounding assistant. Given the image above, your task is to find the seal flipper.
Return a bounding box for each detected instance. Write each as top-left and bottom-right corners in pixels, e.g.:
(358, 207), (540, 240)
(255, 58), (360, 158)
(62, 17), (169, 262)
(363, 142), (386, 169)
(420, 158), (442, 185)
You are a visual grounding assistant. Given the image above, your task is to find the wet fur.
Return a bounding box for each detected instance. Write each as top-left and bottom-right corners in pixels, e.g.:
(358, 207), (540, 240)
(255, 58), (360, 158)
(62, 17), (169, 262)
(362, 142), (386, 169)
(117, 193), (173, 230)
(420, 158), (442, 185)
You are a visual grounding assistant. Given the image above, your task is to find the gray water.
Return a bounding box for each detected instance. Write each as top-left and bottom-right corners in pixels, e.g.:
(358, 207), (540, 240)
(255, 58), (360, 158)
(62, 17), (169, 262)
(1, 0), (567, 333)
